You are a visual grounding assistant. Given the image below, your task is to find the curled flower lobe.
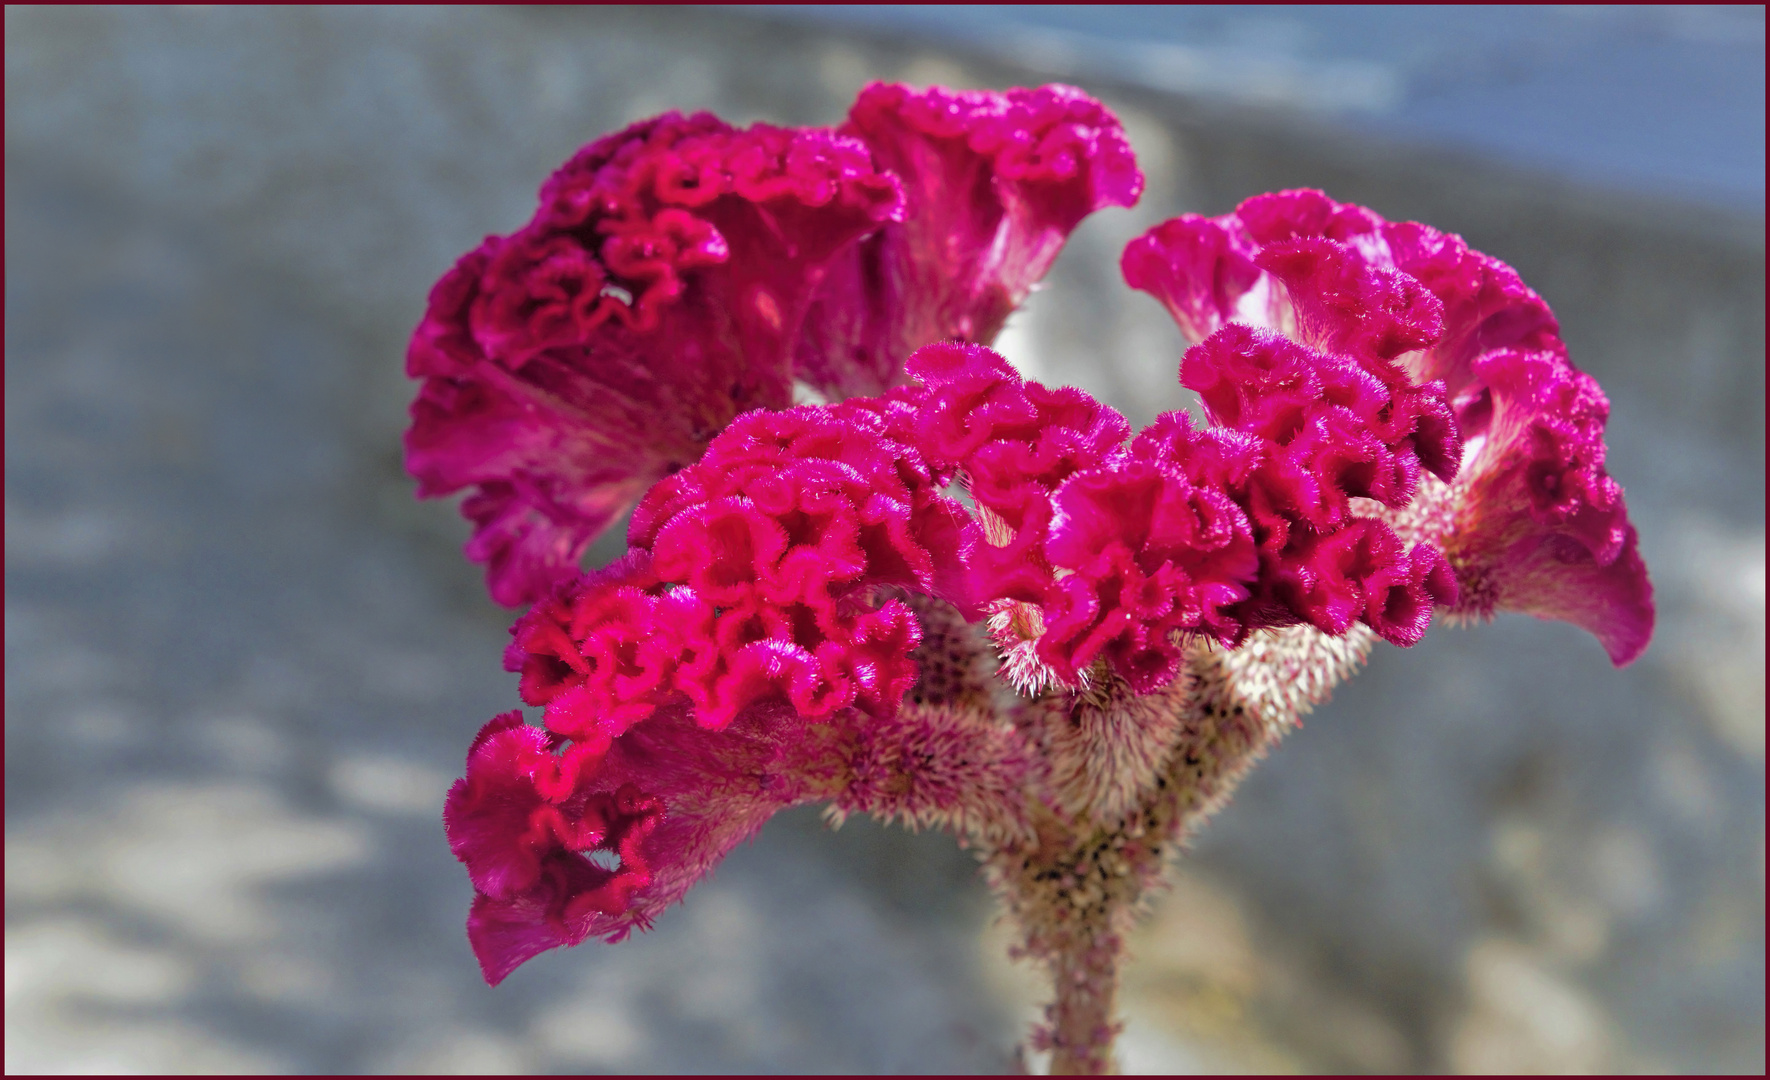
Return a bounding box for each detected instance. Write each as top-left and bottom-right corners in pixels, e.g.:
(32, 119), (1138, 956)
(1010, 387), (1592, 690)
(1431, 348), (1653, 665)
(447, 686), (1041, 983)
(445, 712), (665, 984)
(795, 83), (1144, 399)
(447, 701), (899, 983)
(1382, 221), (1651, 665)
(407, 112), (905, 606)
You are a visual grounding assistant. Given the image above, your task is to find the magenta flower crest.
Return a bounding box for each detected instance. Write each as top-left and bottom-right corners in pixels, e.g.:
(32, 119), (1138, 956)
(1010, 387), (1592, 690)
(408, 85), (1141, 608)
(1123, 189), (1652, 664)
(413, 86), (1652, 1073)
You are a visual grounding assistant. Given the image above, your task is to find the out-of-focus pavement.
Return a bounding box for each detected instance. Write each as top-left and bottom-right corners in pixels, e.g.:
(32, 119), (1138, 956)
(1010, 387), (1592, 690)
(5, 7), (1762, 1074)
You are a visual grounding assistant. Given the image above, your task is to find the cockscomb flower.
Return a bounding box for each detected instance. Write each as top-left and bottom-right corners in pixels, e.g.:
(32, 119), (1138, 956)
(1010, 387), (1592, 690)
(408, 82), (1140, 608)
(881, 342), (1260, 693)
(406, 113), (902, 607)
(1124, 189), (1653, 663)
(506, 401), (975, 740)
(440, 310), (1464, 984)
(417, 83), (1652, 1073)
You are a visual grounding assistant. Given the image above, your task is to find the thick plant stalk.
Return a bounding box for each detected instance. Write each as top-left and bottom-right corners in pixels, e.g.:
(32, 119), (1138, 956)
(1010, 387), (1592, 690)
(978, 628), (1375, 1073)
(1026, 823), (1137, 1075)
(989, 809), (1137, 1075)
(985, 676), (1181, 1074)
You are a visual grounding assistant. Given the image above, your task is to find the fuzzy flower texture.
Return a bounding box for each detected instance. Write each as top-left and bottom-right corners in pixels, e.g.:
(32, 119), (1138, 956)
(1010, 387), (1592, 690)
(410, 82), (1652, 1064)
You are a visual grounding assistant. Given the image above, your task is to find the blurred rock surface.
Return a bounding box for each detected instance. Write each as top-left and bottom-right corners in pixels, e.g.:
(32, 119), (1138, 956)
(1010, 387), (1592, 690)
(6, 6), (1762, 1073)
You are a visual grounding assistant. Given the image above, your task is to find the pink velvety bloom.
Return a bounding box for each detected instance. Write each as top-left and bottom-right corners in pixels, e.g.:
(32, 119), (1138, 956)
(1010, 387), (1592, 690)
(407, 111), (904, 607)
(439, 167), (1650, 991)
(409, 85), (1145, 610)
(508, 404), (970, 740)
(794, 83), (1144, 399)
(891, 341), (1131, 611)
(1123, 189), (1651, 663)
(888, 342), (1264, 691)
(453, 399), (975, 983)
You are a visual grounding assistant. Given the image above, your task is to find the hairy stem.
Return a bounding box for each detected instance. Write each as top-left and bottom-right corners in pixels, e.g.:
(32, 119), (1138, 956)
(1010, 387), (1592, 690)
(1046, 895), (1127, 1075)
(977, 632), (1370, 1073)
(989, 807), (1145, 1075)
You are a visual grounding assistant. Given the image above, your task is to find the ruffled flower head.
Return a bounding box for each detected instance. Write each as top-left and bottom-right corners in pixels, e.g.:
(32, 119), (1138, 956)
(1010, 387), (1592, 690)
(1123, 189), (1652, 664)
(441, 297), (1477, 982)
(427, 96), (1654, 992)
(408, 83), (1141, 608)
(407, 113), (903, 606)
(449, 380), (996, 982)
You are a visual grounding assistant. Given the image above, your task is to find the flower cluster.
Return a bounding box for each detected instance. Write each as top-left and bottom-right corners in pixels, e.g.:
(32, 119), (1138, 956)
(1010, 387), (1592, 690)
(415, 86), (1653, 994)
(1123, 196), (1469, 653)
(408, 84), (1140, 607)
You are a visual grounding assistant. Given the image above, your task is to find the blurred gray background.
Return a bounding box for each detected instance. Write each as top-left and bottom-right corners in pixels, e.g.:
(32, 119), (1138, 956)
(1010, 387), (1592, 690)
(6, 6), (1762, 1074)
